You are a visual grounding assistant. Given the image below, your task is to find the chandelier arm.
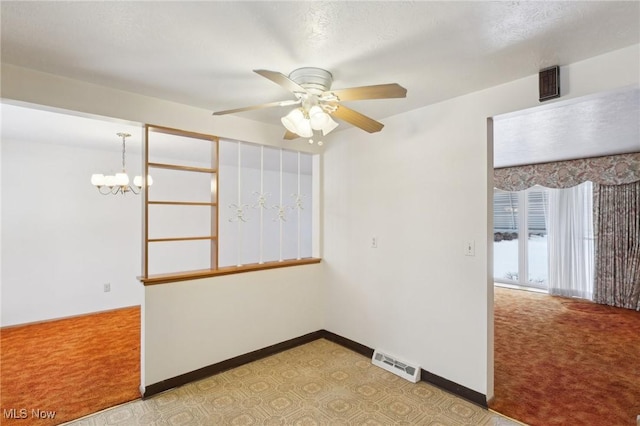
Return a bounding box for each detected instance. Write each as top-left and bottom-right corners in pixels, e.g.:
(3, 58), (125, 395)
(128, 185), (140, 195)
(98, 186), (112, 195)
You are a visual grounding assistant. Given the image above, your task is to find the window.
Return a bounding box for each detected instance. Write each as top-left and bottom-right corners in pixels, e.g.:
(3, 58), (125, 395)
(141, 125), (317, 284)
(494, 183), (595, 297)
(493, 186), (549, 289)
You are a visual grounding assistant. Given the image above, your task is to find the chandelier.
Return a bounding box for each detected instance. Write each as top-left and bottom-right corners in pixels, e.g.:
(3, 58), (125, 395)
(90, 132), (153, 195)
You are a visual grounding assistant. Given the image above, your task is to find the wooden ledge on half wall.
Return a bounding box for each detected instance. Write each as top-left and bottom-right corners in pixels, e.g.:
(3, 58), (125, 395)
(138, 257), (322, 286)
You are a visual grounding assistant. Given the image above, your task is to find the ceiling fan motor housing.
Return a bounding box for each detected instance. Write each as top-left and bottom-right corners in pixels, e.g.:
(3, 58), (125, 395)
(289, 67), (333, 95)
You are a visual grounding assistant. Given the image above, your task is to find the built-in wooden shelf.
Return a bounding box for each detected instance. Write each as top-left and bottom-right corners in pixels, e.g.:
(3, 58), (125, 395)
(148, 201), (217, 206)
(143, 124), (219, 279)
(140, 257), (322, 285)
(148, 162), (217, 174)
(148, 236), (217, 243)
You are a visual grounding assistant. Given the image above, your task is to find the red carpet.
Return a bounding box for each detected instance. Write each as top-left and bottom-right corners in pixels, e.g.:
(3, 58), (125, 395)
(491, 287), (640, 425)
(1, 306), (141, 425)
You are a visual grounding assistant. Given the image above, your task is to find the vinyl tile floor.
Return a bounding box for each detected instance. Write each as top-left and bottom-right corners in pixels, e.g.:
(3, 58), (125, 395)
(65, 339), (523, 426)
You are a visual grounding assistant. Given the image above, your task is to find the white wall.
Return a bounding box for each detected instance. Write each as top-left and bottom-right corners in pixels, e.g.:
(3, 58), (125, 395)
(322, 44), (639, 399)
(1, 138), (144, 326)
(144, 264), (324, 385)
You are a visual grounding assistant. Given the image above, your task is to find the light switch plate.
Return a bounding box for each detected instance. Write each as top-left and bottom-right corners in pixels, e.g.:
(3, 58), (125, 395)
(464, 240), (475, 256)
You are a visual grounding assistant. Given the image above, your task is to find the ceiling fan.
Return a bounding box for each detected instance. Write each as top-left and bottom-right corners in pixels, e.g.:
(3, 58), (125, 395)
(212, 67), (407, 144)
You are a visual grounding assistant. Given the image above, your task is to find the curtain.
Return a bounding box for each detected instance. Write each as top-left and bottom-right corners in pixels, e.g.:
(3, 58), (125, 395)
(494, 152), (640, 191)
(547, 182), (594, 299)
(593, 181), (640, 311)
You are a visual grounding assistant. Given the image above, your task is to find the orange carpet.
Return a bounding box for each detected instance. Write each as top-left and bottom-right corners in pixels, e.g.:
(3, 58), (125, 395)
(491, 287), (640, 426)
(0, 306), (141, 425)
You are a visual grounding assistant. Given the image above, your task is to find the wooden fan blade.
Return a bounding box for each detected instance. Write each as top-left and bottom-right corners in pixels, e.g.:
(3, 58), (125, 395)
(212, 100), (298, 115)
(325, 83), (407, 101)
(254, 69), (308, 94)
(328, 103), (384, 133)
(283, 130), (300, 140)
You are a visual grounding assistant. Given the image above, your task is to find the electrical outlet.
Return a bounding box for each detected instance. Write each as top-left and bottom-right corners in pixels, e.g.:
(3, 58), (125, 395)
(464, 240), (475, 256)
(371, 237), (378, 248)
(103, 283), (111, 292)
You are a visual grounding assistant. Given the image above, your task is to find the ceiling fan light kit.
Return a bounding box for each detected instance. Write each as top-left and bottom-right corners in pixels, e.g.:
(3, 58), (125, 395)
(213, 67), (407, 145)
(282, 108), (313, 138)
(281, 104), (339, 139)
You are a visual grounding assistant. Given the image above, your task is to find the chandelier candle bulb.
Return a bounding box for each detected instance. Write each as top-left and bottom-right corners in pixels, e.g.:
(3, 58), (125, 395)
(104, 175), (117, 187)
(133, 175), (153, 188)
(91, 174), (105, 186)
(115, 173), (129, 186)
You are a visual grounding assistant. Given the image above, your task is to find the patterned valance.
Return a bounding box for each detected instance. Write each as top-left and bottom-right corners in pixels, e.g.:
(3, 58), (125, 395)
(494, 152), (640, 191)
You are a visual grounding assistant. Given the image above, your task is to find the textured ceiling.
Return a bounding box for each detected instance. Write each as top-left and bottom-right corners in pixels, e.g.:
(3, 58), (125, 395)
(1, 1), (639, 164)
(1, 1), (639, 124)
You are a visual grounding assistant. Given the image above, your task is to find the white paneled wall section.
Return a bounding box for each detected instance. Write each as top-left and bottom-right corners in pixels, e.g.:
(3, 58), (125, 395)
(218, 140), (313, 267)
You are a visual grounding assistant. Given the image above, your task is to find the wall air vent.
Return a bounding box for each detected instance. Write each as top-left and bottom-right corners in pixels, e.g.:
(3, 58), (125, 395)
(539, 65), (560, 102)
(372, 349), (421, 383)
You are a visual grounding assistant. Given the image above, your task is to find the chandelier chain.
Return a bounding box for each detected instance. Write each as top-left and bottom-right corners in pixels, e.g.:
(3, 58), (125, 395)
(117, 132), (131, 172)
